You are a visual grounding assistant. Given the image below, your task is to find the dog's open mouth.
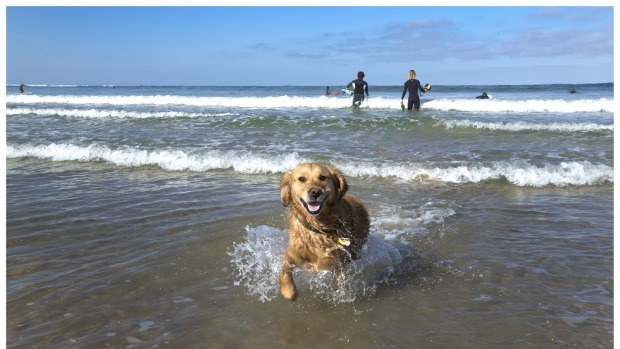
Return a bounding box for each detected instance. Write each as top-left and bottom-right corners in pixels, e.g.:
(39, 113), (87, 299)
(300, 198), (323, 216)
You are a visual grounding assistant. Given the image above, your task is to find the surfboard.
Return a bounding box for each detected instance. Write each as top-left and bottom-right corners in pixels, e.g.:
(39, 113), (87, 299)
(340, 89), (353, 96)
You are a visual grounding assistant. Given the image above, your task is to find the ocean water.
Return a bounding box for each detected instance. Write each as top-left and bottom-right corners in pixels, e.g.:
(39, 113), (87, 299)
(5, 83), (614, 348)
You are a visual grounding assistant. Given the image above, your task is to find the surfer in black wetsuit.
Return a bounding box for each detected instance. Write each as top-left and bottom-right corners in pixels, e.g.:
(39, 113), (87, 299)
(346, 71), (369, 107)
(476, 92), (490, 99)
(326, 86), (331, 95)
(401, 70), (427, 110)
(19, 84), (24, 94)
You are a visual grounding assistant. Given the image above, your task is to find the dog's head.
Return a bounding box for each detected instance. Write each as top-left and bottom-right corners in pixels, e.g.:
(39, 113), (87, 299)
(280, 163), (348, 217)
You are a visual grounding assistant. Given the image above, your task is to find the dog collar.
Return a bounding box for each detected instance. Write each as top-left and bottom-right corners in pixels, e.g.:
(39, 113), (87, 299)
(302, 223), (351, 246)
(303, 223), (339, 235)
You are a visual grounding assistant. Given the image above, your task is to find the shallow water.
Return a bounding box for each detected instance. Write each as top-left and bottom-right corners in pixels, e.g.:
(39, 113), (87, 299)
(6, 84), (614, 348)
(6, 159), (613, 348)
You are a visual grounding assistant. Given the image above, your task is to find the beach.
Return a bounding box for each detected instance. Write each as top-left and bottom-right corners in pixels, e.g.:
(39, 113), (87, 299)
(5, 83), (614, 348)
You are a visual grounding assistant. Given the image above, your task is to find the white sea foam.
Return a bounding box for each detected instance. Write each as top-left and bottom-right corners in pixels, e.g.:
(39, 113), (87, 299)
(337, 160), (613, 187)
(6, 143), (612, 187)
(371, 201), (457, 240)
(7, 107), (613, 134)
(423, 98), (614, 113)
(8, 84), (80, 87)
(6, 143), (309, 174)
(437, 119), (613, 133)
(6, 94), (357, 109)
(6, 94), (614, 113)
(6, 107), (238, 119)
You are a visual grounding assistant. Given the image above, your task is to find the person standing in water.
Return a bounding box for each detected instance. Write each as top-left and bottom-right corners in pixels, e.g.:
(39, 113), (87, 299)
(19, 84), (25, 94)
(346, 71), (369, 107)
(401, 70), (427, 111)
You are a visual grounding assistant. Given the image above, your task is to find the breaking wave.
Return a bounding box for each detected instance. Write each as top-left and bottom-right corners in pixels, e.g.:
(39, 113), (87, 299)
(6, 94), (614, 113)
(6, 143), (613, 187)
(436, 119), (612, 133)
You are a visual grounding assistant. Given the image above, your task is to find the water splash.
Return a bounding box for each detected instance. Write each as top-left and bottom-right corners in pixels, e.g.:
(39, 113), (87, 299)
(228, 225), (414, 303)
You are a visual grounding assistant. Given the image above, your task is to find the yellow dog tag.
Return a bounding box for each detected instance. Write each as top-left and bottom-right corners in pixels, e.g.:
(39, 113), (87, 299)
(338, 237), (351, 246)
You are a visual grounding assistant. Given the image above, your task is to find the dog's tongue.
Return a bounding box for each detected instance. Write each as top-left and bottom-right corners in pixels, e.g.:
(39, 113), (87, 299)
(308, 201), (321, 212)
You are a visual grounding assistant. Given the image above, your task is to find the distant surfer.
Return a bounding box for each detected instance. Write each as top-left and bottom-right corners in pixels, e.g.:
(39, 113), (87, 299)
(476, 92), (490, 99)
(568, 88), (577, 94)
(346, 71), (369, 107)
(19, 84), (24, 94)
(326, 86), (331, 95)
(400, 70), (428, 111)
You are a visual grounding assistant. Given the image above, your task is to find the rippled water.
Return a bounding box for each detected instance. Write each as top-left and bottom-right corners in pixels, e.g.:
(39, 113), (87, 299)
(6, 84), (613, 348)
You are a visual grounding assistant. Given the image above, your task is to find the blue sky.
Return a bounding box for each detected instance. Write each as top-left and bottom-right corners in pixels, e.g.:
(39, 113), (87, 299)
(5, 6), (615, 86)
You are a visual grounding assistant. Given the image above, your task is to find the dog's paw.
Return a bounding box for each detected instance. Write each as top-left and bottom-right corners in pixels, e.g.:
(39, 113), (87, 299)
(280, 282), (298, 301)
(279, 273), (298, 301)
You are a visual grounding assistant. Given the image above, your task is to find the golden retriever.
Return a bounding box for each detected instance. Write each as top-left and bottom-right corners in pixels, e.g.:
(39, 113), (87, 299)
(278, 163), (369, 301)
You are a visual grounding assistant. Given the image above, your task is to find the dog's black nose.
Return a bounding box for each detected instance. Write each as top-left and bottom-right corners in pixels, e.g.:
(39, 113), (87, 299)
(308, 187), (323, 198)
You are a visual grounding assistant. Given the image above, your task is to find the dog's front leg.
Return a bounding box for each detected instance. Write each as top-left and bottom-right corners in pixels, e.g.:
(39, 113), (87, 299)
(278, 254), (298, 301)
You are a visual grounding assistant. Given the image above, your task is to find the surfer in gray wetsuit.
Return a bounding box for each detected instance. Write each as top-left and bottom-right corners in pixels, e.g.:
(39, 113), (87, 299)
(346, 71), (369, 107)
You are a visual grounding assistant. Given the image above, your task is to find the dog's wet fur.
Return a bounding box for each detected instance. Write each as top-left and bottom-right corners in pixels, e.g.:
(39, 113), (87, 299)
(278, 163), (369, 301)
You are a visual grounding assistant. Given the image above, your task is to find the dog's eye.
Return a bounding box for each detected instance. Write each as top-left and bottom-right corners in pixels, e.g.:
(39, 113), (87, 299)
(318, 175), (327, 181)
(298, 176), (306, 183)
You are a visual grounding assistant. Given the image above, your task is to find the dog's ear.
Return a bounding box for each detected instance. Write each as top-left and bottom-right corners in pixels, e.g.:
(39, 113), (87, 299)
(330, 167), (348, 200)
(280, 170), (292, 206)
